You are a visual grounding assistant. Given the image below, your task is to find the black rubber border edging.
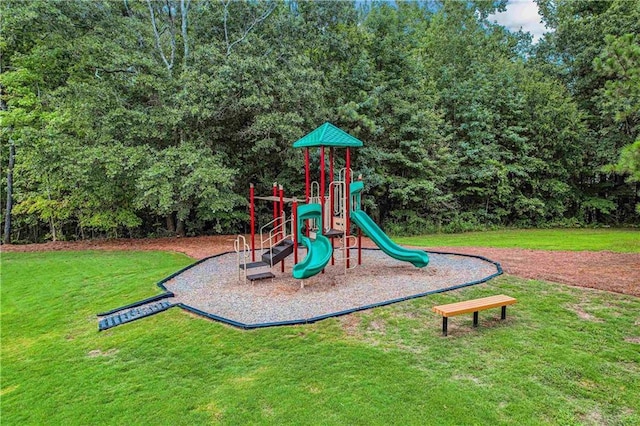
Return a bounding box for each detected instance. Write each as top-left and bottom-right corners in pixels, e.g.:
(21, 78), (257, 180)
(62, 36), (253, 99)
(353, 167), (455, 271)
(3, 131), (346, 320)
(96, 256), (217, 323)
(157, 248), (503, 330)
(97, 291), (175, 317)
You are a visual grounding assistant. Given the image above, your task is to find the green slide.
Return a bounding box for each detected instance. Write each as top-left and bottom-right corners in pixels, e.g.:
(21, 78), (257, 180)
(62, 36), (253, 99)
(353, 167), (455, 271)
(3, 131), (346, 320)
(349, 182), (429, 268)
(293, 204), (333, 279)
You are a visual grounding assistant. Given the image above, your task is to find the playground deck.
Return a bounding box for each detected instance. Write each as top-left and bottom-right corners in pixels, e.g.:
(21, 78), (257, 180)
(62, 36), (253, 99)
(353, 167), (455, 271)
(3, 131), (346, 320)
(162, 248), (501, 328)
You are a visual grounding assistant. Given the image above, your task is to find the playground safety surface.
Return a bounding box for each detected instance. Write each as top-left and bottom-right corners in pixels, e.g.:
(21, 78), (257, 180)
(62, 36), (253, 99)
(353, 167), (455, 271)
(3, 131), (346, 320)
(161, 249), (501, 328)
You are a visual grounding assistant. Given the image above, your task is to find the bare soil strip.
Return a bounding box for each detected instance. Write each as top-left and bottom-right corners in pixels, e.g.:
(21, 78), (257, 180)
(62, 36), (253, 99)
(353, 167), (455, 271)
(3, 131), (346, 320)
(3, 235), (638, 297)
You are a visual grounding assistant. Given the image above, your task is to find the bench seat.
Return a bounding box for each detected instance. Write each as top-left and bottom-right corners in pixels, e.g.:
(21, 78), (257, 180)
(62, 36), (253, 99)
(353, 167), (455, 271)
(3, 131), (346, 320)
(432, 295), (517, 336)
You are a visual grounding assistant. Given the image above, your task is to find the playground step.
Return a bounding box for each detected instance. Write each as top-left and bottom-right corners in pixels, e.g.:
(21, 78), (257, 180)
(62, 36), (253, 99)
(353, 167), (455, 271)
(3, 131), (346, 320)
(323, 229), (344, 238)
(98, 299), (173, 331)
(262, 239), (294, 265)
(272, 240), (293, 252)
(240, 261), (270, 270)
(276, 238), (293, 247)
(246, 272), (276, 281)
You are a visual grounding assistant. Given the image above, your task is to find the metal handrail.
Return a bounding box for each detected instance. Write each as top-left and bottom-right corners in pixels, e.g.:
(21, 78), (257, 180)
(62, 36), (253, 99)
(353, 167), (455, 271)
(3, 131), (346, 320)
(307, 195), (321, 232)
(259, 214), (281, 245)
(260, 212), (286, 251)
(307, 181), (320, 232)
(310, 181), (320, 199)
(260, 212), (292, 267)
(234, 235), (250, 281)
(334, 235), (358, 272)
(338, 168), (354, 184)
(330, 181), (345, 217)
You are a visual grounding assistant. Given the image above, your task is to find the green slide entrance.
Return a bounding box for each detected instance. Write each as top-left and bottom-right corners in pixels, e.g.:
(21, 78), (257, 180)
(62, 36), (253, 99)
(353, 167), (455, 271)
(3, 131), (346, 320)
(293, 204), (333, 279)
(350, 182), (429, 268)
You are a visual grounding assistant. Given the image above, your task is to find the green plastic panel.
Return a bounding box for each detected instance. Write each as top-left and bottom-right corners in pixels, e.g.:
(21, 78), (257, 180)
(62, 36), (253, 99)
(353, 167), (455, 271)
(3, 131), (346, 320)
(293, 203), (333, 279)
(350, 211), (429, 268)
(293, 122), (364, 148)
(292, 235), (332, 279)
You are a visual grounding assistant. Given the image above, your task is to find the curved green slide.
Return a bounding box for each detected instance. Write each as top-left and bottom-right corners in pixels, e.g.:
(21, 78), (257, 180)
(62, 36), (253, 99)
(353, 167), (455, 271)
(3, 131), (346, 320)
(350, 182), (429, 268)
(293, 204), (333, 279)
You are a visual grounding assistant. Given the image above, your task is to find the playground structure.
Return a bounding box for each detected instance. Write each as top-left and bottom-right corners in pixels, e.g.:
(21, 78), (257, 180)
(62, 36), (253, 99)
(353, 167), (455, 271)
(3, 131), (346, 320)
(98, 123), (502, 331)
(234, 123), (429, 283)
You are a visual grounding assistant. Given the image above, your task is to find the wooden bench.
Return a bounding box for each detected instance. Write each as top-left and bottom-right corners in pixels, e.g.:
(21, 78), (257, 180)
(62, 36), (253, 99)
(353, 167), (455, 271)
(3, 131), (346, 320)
(432, 295), (517, 336)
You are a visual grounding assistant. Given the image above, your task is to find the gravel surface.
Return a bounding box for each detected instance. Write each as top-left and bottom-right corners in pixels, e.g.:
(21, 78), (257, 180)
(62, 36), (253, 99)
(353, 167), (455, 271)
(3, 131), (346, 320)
(163, 249), (499, 326)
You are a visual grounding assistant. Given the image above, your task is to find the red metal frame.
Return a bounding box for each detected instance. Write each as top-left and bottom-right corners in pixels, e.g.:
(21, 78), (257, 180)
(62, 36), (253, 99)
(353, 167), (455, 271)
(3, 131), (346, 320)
(330, 147), (335, 265)
(358, 176), (362, 265)
(345, 148), (351, 269)
(305, 148), (310, 237)
(320, 146), (325, 233)
(329, 147), (334, 227)
(250, 183), (255, 261)
(358, 227), (362, 265)
(279, 185), (285, 272)
(279, 185), (284, 236)
(272, 182), (277, 222)
(305, 148), (310, 203)
(292, 198), (298, 264)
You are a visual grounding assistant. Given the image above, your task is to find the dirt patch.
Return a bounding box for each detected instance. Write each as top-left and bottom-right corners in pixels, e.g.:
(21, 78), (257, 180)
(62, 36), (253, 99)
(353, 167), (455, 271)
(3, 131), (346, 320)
(624, 336), (640, 344)
(87, 348), (119, 358)
(580, 408), (606, 426)
(367, 318), (387, 334)
(1, 235), (235, 260)
(3, 236), (639, 297)
(420, 246), (640, 298)
(339, 314), (362, 336)
(566, 304), (604, 322)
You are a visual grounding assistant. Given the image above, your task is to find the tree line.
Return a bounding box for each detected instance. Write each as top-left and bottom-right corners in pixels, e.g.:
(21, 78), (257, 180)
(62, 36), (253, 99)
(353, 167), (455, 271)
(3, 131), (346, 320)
(1, 0), (638, 243)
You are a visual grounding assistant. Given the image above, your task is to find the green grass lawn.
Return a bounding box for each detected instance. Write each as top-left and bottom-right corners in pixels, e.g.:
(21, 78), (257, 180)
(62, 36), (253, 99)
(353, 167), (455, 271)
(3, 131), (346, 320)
(1, 250), (639, 425)
(396, 228), (640, 253)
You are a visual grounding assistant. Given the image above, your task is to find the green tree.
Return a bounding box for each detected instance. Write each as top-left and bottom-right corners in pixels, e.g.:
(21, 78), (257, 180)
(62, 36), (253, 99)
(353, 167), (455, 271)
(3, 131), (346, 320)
(536, 0), (640, 222)
(135, 143), (241, 235)
(596, 32), (640, 213)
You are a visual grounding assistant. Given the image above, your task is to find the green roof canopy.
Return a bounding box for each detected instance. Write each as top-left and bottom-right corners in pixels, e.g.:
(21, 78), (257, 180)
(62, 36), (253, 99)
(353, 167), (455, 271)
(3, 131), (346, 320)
(293, 122), (363, 148)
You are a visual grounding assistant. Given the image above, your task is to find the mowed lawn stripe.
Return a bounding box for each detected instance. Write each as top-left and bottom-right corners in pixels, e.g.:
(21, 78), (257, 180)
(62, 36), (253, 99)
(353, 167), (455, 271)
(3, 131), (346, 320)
(396, 228), (640, 253)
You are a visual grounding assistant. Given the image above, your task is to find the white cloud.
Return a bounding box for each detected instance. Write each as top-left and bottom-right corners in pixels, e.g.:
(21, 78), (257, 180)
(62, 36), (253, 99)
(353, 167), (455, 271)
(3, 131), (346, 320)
(488, 0), (548, 43)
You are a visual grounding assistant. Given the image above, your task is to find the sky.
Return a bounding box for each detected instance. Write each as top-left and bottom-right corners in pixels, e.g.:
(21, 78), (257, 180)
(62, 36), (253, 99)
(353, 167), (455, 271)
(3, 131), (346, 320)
(488, 0), (548, 43)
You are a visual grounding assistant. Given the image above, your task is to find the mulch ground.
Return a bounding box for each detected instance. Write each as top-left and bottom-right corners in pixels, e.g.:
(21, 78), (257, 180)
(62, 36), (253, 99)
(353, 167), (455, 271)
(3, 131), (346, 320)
(164, 250), (498, 326)
(2, 235), (639, 297)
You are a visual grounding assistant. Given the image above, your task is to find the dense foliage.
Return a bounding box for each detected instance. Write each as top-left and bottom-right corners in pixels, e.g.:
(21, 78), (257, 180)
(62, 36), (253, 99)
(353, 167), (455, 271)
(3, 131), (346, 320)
(1, 0), (638, 242)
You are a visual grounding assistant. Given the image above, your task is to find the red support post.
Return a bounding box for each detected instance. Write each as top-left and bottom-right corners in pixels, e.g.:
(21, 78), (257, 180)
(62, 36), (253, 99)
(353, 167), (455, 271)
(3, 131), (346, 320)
(320, 147), (326, 274)
(272, 182), (278, 222)
(358, 228), (362, 265)
(345, 148), (351, 269)
(320, 146), (325, 233)
(279, 184), (285, 273)
(305, 148), (310, 204)
(250, 183), (255, 262)
(305, 148), (310, 238)
(292, 198), (298, 265)
(358, 174), (362, 265)
(330, 147), (335, 265)
(329, 147), (335, 226)
(279, 185), (284, 233)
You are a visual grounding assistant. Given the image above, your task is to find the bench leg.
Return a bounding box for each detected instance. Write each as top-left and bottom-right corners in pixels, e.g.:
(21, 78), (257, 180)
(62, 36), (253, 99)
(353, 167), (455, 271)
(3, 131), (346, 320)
(473, 311), (479, 327)
(501, 306), (507, 320)
(442, 317), (448, 336)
